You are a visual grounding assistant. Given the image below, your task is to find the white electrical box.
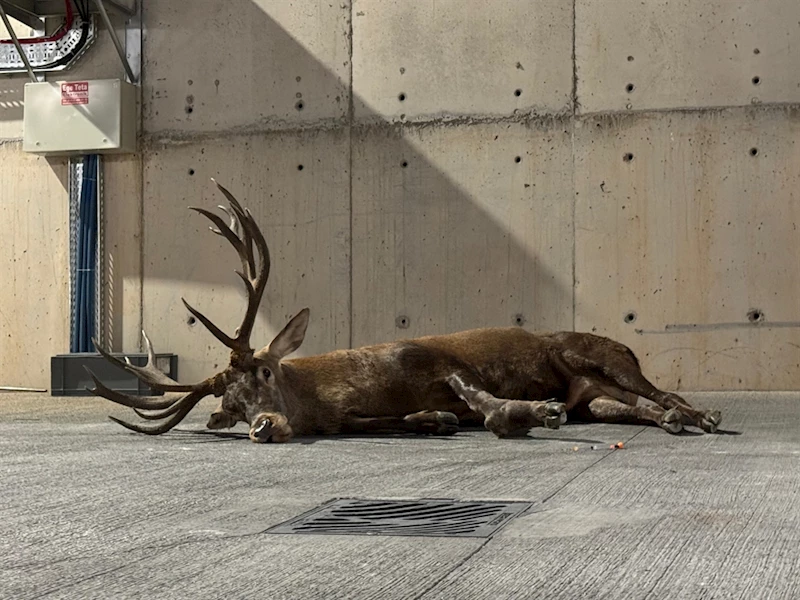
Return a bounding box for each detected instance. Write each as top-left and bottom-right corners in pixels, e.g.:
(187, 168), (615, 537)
(22, 79), (137, 155)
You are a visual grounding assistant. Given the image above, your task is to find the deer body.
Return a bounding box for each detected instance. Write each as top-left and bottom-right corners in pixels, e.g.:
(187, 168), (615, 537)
(280, 328), (577, 432)
(211, 325), (720, 442)
(88, 181), (722, 443)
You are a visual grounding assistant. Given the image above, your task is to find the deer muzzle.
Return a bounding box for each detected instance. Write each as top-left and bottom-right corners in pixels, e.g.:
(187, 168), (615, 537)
(248, 412), (293, 443)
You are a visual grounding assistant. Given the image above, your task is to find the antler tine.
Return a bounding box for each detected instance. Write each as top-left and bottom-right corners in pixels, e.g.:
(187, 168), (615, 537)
(215, 204), (240, 238)
(229, 204), (270, 346)
(180, 298), (238, 349)
(212, 178), (257, 278)
(133, 401), (185, 420)
(108, 393), (204, 435)
(92, 335), (208, 393)
(188, 206), (250, 276)
(85, 368), (185, 411)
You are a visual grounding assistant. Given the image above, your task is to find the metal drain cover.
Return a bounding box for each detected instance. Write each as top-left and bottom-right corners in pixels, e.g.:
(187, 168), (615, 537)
(267, 498), (532, 538)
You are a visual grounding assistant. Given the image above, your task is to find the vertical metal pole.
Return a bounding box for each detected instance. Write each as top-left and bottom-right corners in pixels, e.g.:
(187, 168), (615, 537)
(95, 156), (105, 349)
(68, 158), (83, 351)
(124, 0), (142, 84)
(0, 3), (37, 83)
(92, 0), (137, 83)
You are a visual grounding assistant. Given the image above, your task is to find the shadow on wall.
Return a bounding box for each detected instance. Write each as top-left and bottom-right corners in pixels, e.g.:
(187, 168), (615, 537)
(0, 78), (23, 123)
(139, 0), (574, 372)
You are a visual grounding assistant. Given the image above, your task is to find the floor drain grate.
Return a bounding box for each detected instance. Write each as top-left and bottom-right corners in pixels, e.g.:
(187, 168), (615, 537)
(266, 498), (532, 538)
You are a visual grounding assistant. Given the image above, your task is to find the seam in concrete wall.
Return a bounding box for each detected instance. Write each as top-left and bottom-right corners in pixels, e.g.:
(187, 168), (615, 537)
(141, 113), (575, 149)
(137, 2), (145, 353)
(136, 146), (144, 352)
(139, 101), (800, 149)
(579, 101), (800, 119)
(347, 0), (354, 350)
(143, 117), (352, 146)
(570, 0), (578, 332)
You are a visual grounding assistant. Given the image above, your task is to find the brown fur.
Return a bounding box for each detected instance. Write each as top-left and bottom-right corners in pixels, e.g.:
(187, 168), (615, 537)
(89, 181), (722, 442)
(213, 319), (721, 442)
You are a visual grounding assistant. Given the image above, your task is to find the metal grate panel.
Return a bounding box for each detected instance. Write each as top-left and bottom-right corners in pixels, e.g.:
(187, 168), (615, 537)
(267, 498), (532, 538)
(68, 158), (82, 347)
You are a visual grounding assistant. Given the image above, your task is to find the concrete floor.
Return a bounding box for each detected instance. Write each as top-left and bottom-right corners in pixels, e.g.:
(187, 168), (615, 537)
(1, 392), (798, 600)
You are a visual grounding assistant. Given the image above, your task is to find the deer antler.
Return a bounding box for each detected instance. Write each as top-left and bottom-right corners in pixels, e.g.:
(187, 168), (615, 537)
(184, 179), (270, 355)
(86, 328), (221, 435)
(87, 179), (271, 435)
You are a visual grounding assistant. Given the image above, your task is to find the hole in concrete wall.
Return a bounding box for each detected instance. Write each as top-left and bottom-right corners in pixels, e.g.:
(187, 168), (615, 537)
(396, 315), (410, 329)
(514, 89), (522, 97)
(753, 48), (760, 55)
(295, 100), (305, 111)
(625, 83), (635, 93)
(297, 164), (304, 171)
(624, 311), (637, 324)
(514, 156), (521, 163)
(627, 55), (634, 62)
(188, 168), (195, 176)
(623, 152), (634, 163)
(185, 106), (194, 114)
(747, 309), (764, 323)
(401, 160), (408, 168)
(513, 314), (526, 326)
(752, 76), (761, 86)
(187, 79), (193, 85)
(187, 316), (197, 326)
(750, 147), (758, 157)
(398, 92), (406, 102)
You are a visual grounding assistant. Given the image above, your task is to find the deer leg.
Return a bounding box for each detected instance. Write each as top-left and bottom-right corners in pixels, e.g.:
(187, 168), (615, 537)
(565, 377), (682, 434)
(580, 396), (683, 434)
(445, 374), (566, 438)
(343, 412), (459, 436)
(604, 370), (721, 433)
(206, 399), (238, 430)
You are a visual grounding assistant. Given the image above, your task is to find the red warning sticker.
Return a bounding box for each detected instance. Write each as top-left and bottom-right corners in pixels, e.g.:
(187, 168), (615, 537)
(61, 81), (89, 105)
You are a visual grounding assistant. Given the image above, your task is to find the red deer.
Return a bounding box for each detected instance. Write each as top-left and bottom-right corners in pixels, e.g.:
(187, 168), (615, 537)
(88, 181), (722, 443)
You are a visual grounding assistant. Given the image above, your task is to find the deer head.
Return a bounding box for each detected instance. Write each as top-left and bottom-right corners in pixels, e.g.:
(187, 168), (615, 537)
(87, 180), (309, 443)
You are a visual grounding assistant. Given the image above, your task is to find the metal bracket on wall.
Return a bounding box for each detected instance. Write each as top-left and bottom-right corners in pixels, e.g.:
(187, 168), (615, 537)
(91, 0), (136, 83)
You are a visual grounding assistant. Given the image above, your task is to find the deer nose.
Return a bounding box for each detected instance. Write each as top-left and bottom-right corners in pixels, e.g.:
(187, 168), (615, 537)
(253, 417), (273, 440)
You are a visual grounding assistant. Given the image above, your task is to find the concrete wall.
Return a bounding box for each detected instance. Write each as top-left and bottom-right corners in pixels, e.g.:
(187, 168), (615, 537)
(1, 0), (799, 391)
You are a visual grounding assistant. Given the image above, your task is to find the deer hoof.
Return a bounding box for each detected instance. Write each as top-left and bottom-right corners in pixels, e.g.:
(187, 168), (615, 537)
(701, 410), (722, 433)
(544, 402), (566, 429)
(660, 408), (683, 434)
(433, 411), (460, 435)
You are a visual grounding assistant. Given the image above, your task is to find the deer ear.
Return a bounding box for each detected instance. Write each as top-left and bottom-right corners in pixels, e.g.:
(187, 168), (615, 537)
(268, 308), (310, 359)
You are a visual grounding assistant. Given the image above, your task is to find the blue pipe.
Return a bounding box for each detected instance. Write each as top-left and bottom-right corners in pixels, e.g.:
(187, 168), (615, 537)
(70, 154), (98, 353)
